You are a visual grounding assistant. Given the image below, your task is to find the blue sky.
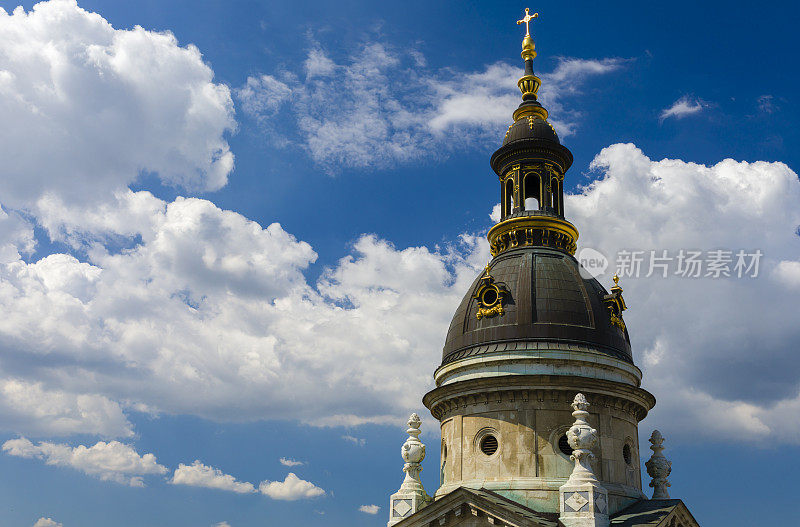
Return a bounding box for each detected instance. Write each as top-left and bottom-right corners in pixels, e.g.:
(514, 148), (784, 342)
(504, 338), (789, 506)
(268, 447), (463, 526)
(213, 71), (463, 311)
(0, 1), (798, 526)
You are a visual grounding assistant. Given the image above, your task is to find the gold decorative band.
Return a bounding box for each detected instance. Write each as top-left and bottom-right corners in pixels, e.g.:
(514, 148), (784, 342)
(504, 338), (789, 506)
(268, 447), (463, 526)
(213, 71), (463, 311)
(512, 104), (548, 122)
(517, 74), (541, 97)
(488, 216), (579, 256)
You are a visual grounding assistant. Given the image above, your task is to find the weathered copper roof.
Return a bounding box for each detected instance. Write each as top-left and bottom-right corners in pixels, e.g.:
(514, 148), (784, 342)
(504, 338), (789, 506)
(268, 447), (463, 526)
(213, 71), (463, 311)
(442, 247), (633, 365)
(611, 499), (698, 527)
(503, 116), (560, 146)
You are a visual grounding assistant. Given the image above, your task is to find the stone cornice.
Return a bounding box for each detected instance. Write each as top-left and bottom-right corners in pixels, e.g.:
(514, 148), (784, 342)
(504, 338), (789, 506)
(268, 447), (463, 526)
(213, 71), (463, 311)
(423, 375), (656, 422)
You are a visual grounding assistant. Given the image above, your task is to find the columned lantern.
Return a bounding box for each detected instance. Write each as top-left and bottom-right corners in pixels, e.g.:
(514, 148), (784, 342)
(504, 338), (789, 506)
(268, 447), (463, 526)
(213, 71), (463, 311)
(385, 9), (700, 527)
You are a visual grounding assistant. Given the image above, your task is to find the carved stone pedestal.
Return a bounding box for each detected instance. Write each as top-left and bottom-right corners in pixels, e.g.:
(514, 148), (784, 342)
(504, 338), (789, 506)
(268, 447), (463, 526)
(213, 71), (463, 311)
(559, 481), (609, 527)
(388, 488), (429, 526)
(559, 394), (609, 527)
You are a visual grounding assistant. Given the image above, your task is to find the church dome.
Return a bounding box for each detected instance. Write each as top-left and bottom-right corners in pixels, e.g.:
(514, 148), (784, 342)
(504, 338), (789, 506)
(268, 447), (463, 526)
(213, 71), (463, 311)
(502, 114), (560, 146)
(416, 14), (655, 517)
(441, 247), (632, 366)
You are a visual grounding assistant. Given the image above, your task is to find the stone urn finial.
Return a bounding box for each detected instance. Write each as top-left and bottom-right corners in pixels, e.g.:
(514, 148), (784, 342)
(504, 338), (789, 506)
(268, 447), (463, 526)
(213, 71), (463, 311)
(645, 430), (672, 499)
(401, 413), (426, 468)
(565, 393), (599, 485)
(559, 393), (609, 527)
(388, 413), (431, 526)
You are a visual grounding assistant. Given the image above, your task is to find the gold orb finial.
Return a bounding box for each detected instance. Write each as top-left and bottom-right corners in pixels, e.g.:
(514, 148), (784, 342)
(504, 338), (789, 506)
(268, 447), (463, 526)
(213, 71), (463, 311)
(517, 7), (538, 37)
(611, 272), (624, 294)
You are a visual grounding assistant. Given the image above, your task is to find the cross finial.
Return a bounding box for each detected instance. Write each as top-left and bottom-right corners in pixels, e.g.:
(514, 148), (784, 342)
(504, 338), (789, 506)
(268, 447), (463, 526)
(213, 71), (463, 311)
(517, 8), (538, 37)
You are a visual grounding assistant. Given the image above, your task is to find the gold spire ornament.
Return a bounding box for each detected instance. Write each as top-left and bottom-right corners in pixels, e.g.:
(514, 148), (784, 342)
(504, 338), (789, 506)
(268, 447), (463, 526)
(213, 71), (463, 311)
(509, 8), (546, 120)
(611, 273), (625, 299)
(516, 7), (538, 37)
(517, 8), (538, 61)
(604, 273), (627, 331)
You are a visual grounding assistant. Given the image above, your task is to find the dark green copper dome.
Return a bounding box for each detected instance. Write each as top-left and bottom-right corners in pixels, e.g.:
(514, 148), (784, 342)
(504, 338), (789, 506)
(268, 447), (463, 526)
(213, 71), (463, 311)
(441, 247), (632, 366)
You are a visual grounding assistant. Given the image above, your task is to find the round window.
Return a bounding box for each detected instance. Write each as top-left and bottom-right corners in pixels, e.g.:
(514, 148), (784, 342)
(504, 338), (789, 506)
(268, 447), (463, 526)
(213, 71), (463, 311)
(558, 434), (572, 457)
(480, 434), (498, 456)
(481, 287), (499, 306)
(623, 443), (632, 466)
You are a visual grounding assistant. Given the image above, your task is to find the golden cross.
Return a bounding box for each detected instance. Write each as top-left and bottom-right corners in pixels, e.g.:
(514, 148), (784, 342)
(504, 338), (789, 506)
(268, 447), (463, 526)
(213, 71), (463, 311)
(517, 8), (538, 37)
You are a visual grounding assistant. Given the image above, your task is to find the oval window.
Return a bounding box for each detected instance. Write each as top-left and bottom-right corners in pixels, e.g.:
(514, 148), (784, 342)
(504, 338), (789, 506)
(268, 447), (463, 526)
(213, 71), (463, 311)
(480, 434), (498, 456)
(623, 443), (632, 466)
(481, 287), (499, 306)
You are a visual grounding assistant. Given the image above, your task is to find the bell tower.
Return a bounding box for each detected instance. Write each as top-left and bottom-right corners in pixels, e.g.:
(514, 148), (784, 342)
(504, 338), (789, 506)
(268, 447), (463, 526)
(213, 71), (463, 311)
(420, 9), (655, 516)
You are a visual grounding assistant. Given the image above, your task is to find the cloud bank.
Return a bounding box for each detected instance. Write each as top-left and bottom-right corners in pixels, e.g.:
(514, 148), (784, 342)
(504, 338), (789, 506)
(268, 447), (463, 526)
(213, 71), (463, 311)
(5, 146), (795, 444)
(2, 437), (167, 486)
(0, 1), (797, 452)
(568, 143), (800, 441)
(237, 43), (624, 171)
(0, 0), (235, 218)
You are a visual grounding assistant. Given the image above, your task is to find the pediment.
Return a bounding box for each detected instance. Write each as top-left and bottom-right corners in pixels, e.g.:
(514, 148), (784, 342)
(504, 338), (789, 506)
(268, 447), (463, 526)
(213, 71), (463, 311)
(393, 489), (702, 527)
(392, 487), (560, 527)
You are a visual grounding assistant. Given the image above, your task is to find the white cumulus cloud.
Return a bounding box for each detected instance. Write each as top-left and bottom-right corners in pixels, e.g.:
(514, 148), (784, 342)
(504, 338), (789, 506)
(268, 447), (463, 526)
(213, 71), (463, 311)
(659, 95), (706, 121)
(0, 0), (795, 450)
(279, 457), (304, 467)
(774, 260), (800, 289)
(0, 0), (235, 216)
(170, 460), (256, 494)
(237, 41), (624, 171)
(0, 186), (487, 436)
(0, 379), (133, 438)
(33, 519), (62, 527)
(3, 437), (166, 486)
(567, 143), (800, 442)
(258, 472), (325, 500)
(3, 142), (798, 444)
(359, 504), (380, 514)
(0, 206), (34, 263)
